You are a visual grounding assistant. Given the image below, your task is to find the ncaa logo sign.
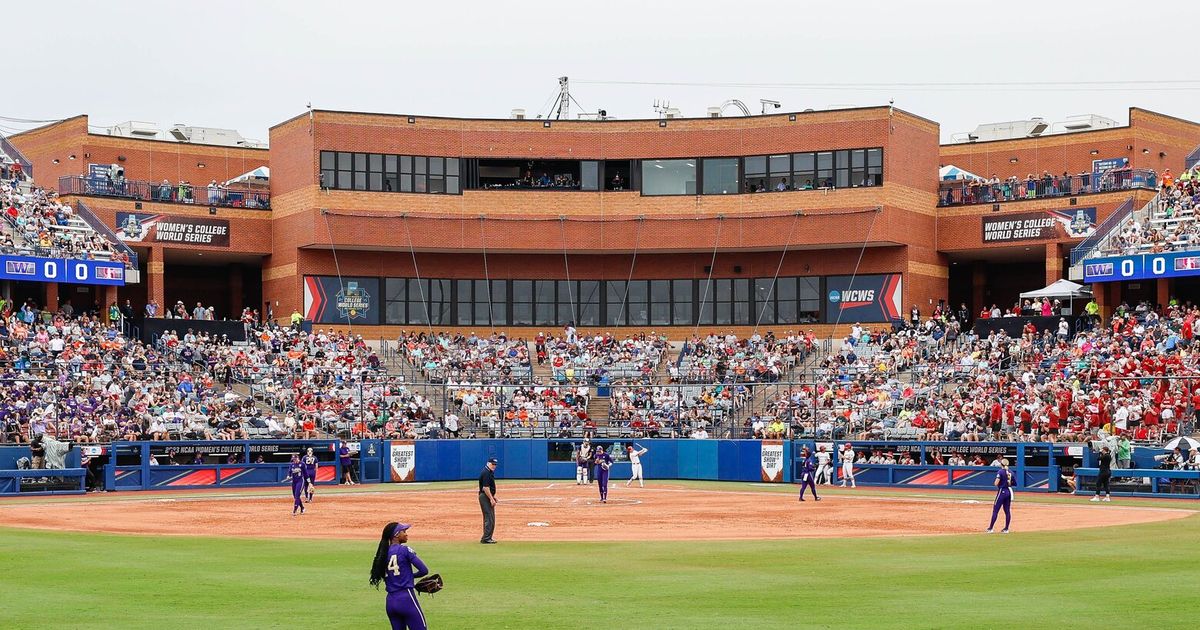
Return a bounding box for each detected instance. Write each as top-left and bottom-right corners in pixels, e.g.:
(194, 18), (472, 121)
(828, 290), (841, 303)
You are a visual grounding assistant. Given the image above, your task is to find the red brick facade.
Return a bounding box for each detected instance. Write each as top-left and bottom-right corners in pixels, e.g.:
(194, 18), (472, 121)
(10, 106), (1200, 334)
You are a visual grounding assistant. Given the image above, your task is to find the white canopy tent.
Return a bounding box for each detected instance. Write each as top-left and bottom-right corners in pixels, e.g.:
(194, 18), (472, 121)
(939, 165), (982, 181)
(224, 166), (269, 187)
(1020, 279), (1093, 316)
(1020, 279), (1093, 300)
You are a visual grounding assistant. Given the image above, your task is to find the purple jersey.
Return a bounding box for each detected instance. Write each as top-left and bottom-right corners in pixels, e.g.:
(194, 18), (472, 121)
(302, 455), (318, 477)
(384, 544), (429, 591)
(593, 451), (613, 471)
(289, 463), (305, 486)
(996, 468), (1014, 490)
(338, 446), (351, 467)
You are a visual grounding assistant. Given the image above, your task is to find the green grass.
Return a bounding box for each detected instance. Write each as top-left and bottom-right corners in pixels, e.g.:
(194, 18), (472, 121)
(3, 483), (1200, 629)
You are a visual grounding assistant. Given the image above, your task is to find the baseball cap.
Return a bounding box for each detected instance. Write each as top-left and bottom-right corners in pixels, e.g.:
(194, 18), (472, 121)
(395, 523), (412, 532)
(487, 457), (499, 465)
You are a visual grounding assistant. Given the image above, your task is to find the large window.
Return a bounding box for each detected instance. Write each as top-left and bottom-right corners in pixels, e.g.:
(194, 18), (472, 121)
(702, 158), (739, 195)
(375, 276), (829, 326)
(319, 151), (460, 194)
(641, 159), (697, 196)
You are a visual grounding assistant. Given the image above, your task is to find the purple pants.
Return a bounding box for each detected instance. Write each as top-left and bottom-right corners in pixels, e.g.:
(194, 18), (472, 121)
(989, 488), (1012, 530)
(597, 469), (610, 501)
(387, 588), (427, 630)
(291, 481), (304, 510)
(798, 472), (818, 499)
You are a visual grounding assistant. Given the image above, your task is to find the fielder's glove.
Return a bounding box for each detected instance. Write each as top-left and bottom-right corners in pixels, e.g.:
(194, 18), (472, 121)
(414, 574), (444, 595)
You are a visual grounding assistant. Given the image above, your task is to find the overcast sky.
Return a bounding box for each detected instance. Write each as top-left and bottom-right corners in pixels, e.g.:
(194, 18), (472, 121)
(8, 0), (1198, 143)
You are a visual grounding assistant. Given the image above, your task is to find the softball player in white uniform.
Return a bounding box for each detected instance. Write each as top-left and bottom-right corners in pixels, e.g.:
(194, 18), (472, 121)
(839, 443), (857, 488)
(626, 444), (648, 487)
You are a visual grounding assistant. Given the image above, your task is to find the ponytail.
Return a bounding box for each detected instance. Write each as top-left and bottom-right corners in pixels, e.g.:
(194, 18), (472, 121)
(369, 522), (398, 588)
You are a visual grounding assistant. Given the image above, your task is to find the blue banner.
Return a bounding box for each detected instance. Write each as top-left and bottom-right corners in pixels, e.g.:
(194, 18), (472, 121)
(1083, 251), (1200, 282)
(0, 255), (125, 286)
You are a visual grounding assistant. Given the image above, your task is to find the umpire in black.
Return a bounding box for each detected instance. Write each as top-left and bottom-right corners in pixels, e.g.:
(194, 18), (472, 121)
(479, 457), (498, 544)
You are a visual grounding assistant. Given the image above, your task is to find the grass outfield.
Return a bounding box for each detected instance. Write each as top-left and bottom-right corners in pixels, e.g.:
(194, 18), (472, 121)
(2, 483), (1199, 629)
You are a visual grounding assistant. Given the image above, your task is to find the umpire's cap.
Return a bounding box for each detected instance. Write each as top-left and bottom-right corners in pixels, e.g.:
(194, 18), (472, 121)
(487, 457), (499, 465)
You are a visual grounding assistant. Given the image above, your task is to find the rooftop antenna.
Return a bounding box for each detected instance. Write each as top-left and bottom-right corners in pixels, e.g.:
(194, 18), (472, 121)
(553, 76), (571, 120)
(653, 99), (672, 119)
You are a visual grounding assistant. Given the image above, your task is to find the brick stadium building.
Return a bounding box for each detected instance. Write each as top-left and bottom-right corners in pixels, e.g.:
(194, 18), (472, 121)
(8, 106), (1200, 336)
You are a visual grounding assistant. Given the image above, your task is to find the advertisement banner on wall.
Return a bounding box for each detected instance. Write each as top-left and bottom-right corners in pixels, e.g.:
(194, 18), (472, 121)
(824, 274), (903, 323)
(760, 440), (784, 482)
(390, 441), (416, 482)
(115, 212), (230, 246)
(981, 207), (1096, 244)
(303, 276), (381, 325)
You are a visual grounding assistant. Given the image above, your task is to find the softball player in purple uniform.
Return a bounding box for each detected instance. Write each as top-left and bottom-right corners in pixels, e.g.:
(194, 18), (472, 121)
(593, 446), (613, 503)
(370, 522), (430, 630)
(797, 446), (821, 502)
(986, 458), (1014, 533)
(302, 447), (318, 502)
(288, 454), (306, 515)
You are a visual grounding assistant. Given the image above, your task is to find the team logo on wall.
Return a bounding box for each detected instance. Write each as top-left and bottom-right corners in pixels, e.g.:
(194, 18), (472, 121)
(304, 276), (382, 324)
(823, 274), (903, 323)
(335, 281), (371, 320)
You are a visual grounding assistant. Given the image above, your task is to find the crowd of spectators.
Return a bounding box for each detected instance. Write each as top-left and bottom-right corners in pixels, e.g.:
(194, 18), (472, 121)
(538, 328), (667, 384)
(396, 331), (531, 383)
(742, 301), (1200, 446)
(1099, 168), (1200, 256)
(940, 165), (1148, 206)
(1, 183), (131, 266)
(670, 331), (811, 383)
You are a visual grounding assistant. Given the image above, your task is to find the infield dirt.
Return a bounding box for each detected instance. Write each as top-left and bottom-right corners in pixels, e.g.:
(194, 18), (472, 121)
(0, 483), (1187, 541)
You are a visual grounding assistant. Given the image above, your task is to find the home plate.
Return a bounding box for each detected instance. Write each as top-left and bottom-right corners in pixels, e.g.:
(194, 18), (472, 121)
(527, 522), (551, 527)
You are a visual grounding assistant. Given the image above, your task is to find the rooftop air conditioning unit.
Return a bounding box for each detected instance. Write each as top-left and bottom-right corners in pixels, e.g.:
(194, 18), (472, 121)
(707, 107), (721, 118)
(664, 108), (681, 119)
(511, 109), (526, 120)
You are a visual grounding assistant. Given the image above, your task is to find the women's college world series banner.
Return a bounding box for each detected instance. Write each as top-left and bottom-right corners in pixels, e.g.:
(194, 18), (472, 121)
(115, 212), (230, 246)
(760, 440), (784, 482)
(824, 273), (903, 323)
(303, 276), (381, 325)
(390, 441), (416, 482)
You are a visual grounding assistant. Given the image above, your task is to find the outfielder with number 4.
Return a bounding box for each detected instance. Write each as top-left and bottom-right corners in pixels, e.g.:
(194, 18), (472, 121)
(370, 521), (443, 630)
(626, 444), (649, 487)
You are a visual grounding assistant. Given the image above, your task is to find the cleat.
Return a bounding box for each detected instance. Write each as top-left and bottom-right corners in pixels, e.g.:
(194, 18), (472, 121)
(814, 497), (822, 501)
(1090, 496), (1100, 502)
(1001, 529), (1009, 534)
(1102, 497), (1111, 502)
(985, 529), (993, 533)
(481, 539), (497, 544)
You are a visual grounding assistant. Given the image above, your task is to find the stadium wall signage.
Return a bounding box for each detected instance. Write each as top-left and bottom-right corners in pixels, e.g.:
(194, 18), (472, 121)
(0, 254), (125, 286)
(303, 276), (381, 325)
(1082, 250), (1200, 283)
(760, 440), (784, 482)
(390, 441), (416, 482)
(981, 207), (1096, 244)
(824, 273), (902, 323)
(115, 212), (231, 247)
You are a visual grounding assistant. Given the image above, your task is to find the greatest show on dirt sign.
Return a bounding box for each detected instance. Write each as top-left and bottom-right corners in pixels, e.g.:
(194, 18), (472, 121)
(760, 440), (784, 482)
(390, 441), (416, 482)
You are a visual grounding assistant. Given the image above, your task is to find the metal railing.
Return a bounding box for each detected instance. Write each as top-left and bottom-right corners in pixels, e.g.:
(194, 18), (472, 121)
(0, 133), (33, 180)
(938, 168), (1157, 207)
(58, 175), (270, 210)
(1069, 197), (1136, 265)
(74, 199), (138, 268)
